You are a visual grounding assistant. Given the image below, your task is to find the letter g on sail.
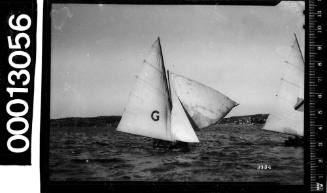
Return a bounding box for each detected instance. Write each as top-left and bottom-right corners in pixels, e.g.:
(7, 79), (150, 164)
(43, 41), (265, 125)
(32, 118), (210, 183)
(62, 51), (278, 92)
(151, 110), (160, 121)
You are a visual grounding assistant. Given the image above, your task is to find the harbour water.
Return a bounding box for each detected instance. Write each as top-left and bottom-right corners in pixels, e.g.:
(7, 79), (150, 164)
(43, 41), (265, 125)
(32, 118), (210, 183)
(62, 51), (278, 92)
(49, 124), (303, 184)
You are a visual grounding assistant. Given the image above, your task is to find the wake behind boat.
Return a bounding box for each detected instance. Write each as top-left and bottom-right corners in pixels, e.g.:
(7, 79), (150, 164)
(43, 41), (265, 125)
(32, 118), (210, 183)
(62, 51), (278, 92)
(116, 37), (238, 150)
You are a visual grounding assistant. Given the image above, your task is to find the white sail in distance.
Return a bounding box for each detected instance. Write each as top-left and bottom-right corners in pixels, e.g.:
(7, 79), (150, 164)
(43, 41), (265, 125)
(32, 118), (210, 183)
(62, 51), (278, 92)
(263, 34), (304, 137)
(169, 72), (239, 129)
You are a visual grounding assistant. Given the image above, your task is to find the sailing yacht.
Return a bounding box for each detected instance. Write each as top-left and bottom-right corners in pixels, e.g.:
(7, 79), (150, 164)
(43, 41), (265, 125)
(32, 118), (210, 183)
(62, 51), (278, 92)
(262, 34), (304, 145)
(117, 37), (238, 149)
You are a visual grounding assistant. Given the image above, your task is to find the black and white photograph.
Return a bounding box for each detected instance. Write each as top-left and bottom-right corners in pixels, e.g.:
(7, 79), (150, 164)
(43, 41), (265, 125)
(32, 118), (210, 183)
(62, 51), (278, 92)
(49, 2), (305, 184)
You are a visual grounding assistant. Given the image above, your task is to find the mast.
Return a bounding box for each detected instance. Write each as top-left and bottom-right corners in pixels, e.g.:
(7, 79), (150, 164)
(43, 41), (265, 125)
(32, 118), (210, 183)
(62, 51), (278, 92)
(157, 37), (172, 109)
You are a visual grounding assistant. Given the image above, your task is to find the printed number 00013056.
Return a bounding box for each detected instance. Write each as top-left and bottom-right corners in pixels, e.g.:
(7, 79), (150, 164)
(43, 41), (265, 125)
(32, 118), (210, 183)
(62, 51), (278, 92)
(6, 14), (32, 153)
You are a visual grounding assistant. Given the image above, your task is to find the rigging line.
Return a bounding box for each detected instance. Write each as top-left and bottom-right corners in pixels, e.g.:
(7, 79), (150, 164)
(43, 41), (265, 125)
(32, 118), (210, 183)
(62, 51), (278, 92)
(166, 70), (173, 109)
(167, 70), (174, 141)
(294, 33), (305, 65)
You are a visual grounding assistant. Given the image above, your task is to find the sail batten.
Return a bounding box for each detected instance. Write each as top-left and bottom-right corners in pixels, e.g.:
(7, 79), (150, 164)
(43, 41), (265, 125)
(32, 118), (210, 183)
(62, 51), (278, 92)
(281, 78), (304, 89)
(136, 77), (168, 96)
(284, 61), (304, 72)
(144, 60), (164, 72)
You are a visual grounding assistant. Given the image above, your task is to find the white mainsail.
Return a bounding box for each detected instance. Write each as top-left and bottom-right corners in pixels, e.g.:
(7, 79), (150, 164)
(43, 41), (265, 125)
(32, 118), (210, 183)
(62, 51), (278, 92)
(263, 34), (304, 137)
(116, 39), (174, 141)
(170, 72), (239, 129)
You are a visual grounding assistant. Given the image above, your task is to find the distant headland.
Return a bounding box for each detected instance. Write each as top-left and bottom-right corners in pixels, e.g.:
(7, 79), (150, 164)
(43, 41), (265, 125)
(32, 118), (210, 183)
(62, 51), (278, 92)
(50, 114), (268, 128)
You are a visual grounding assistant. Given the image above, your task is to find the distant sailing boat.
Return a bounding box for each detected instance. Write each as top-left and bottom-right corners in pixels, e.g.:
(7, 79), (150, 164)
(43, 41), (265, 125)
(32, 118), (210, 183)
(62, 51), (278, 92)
(117, 37), (238, 147)
(263, 34), (304, 144)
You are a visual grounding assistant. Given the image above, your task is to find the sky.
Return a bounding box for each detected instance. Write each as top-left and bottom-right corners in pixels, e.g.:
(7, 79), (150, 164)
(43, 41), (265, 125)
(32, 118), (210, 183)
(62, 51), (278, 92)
(50, 2), (305, 119)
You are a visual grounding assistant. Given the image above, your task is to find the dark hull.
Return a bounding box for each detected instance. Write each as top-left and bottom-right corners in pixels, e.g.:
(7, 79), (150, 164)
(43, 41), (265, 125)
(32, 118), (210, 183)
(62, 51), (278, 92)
(152, 139), (190, 152)
(284, 136), (304, 147)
